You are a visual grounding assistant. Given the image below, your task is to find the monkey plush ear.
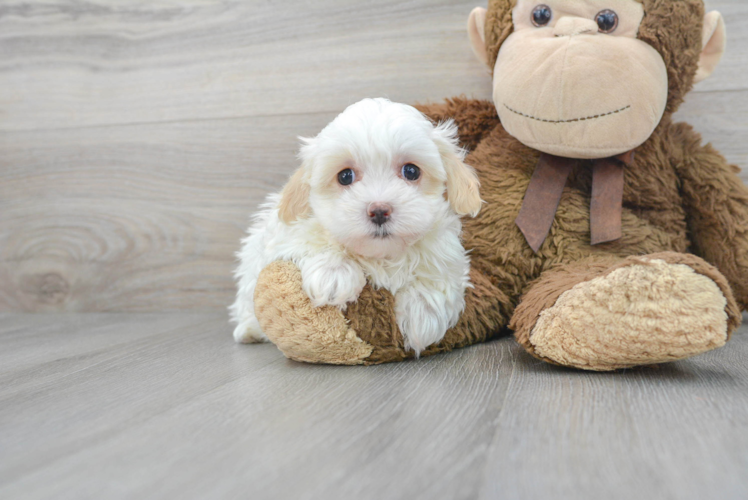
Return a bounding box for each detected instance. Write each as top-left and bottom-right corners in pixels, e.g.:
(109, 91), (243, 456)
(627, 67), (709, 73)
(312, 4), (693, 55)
(278, 144), (312, 223)
(468, 7), (490, 69)
(694, 11), (727, 84)
(433, 121), (482, 217)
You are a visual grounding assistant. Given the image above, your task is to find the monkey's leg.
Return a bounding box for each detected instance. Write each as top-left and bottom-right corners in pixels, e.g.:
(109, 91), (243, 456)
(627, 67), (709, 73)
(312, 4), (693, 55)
(510, 252), (742, 371)
(253, 259), (508, 365)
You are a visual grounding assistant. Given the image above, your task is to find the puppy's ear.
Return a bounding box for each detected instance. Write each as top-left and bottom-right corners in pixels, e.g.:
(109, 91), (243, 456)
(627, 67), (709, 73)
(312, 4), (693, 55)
(278, 138), (313, 223)
(433, 121), (482, 217)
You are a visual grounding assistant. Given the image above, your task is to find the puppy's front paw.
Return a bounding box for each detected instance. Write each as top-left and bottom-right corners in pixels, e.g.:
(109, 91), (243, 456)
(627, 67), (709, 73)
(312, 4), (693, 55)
(395, 287), (451, 356)
(301, 255), (366, 309)
(233, 316), (268, 344)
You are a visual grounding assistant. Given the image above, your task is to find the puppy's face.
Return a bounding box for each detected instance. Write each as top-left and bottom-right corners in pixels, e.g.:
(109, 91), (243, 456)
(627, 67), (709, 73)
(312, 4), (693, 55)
(279, 99), (482, 260)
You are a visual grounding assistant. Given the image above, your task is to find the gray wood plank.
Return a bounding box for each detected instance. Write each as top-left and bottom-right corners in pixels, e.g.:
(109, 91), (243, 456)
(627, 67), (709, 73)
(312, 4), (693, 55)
(0, 0), (741, 132)
(0, 313), (216, 383)
(480, 340), (748, 500)
(1, 314), (747, 500)
(0, 0), (746, 312)
(0, 0), (492, 132)
(0, 312), (284, 487)
(0, 313), (515, 500)
(0, 113), (333, 312)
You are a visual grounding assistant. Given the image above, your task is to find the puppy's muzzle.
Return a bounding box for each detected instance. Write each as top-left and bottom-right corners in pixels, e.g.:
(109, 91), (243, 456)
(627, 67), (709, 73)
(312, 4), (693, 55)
(368, 203), (392, 226)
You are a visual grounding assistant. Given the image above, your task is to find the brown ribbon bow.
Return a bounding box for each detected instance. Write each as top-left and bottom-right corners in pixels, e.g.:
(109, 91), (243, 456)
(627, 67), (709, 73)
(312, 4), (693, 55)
(515, 151), (635, 253)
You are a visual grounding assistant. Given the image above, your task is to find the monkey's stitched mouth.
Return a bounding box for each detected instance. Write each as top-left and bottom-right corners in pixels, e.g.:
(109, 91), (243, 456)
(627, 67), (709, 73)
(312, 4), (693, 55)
(503, 103), (631, 124)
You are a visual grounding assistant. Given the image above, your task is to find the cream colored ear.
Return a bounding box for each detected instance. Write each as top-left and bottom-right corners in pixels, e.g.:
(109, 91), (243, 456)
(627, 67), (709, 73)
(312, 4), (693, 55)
(446, 158), (482, 217)
(694, 11), (726, 84)
(433, 121), (482, 217)
(468, 7), (489, 69)
(278, 166), (311, 224)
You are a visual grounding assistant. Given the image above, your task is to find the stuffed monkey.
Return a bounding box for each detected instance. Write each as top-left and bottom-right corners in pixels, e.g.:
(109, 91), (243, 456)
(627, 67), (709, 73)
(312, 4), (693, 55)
(251, 0), (748, 371)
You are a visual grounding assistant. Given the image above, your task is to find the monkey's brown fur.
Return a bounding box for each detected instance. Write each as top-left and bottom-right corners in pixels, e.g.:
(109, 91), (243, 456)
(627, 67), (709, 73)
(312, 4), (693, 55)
(254, 0), (748, 370)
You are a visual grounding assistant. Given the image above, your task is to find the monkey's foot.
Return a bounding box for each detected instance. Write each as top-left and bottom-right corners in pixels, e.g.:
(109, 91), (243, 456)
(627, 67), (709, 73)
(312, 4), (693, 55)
(512, 253), (741, 371)
(253, 261), (374, 365)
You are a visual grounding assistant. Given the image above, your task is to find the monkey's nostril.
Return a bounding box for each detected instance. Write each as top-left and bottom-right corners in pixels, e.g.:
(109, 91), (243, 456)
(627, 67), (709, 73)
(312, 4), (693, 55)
(553, 17), (598, 37)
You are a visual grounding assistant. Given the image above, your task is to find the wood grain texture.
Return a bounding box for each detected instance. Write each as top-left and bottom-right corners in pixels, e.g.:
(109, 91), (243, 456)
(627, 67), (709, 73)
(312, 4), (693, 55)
(0, 113), (334, 311)
(0, 0), (492, 131)
(0, 0), (746, 311)
(1, 313), (746, 499)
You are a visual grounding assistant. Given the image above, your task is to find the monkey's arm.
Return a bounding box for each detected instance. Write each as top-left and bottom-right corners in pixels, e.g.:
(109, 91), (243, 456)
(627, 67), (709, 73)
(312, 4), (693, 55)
(673, 122), (748, 310)
(253, 257), (509, 365)
(415, 98), (500, 153)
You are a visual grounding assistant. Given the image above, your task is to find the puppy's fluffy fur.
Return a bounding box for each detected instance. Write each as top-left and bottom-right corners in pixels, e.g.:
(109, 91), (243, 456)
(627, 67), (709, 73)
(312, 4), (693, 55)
(230, 98), (482, 355)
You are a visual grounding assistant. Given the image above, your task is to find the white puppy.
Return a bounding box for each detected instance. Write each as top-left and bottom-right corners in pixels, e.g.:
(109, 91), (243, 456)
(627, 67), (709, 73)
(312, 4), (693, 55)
(230, 98), (482, 355)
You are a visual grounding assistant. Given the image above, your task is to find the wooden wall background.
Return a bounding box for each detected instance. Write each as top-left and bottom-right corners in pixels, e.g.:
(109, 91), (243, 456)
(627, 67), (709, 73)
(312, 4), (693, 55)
(1, 0), (746, 312)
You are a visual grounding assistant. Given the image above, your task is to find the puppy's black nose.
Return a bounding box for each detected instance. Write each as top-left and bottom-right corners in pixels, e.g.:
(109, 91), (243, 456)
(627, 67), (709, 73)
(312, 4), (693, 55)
(368, 203), (392, 226)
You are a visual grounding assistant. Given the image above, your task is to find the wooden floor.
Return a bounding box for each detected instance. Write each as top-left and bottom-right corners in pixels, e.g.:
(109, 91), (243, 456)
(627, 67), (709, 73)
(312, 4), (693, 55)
(1, 313), (747, 500)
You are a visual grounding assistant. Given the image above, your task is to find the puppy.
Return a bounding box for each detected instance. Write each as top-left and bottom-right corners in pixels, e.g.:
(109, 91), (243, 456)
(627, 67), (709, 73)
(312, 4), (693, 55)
(230, 98), (482, 355)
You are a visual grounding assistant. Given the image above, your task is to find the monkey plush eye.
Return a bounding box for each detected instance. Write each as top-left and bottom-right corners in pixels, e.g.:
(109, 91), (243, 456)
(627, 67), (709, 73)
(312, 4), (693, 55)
(531, 5), (552, 27)
(337, 168), (355, 186)
(596, 9), (619, 33)
(401, 164), (421, 181)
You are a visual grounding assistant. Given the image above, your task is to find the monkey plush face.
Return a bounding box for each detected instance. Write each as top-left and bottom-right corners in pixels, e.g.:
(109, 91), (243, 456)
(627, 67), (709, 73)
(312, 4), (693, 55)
(493, 0), (666, 158)
(469, 0), (727, 159)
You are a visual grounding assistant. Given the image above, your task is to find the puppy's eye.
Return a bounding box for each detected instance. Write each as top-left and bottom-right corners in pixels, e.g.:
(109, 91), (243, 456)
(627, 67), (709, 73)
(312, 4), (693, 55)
(531, 5), (552, 27)
(337, 168), (355, 186)
(401, 164), (421, 181)
(595, 9), (618, 33)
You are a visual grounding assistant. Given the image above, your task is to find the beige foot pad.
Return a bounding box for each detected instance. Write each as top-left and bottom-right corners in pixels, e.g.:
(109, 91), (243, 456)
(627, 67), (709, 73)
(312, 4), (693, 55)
(530, 258), (730, 371)
(254, 261), (373, 365)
